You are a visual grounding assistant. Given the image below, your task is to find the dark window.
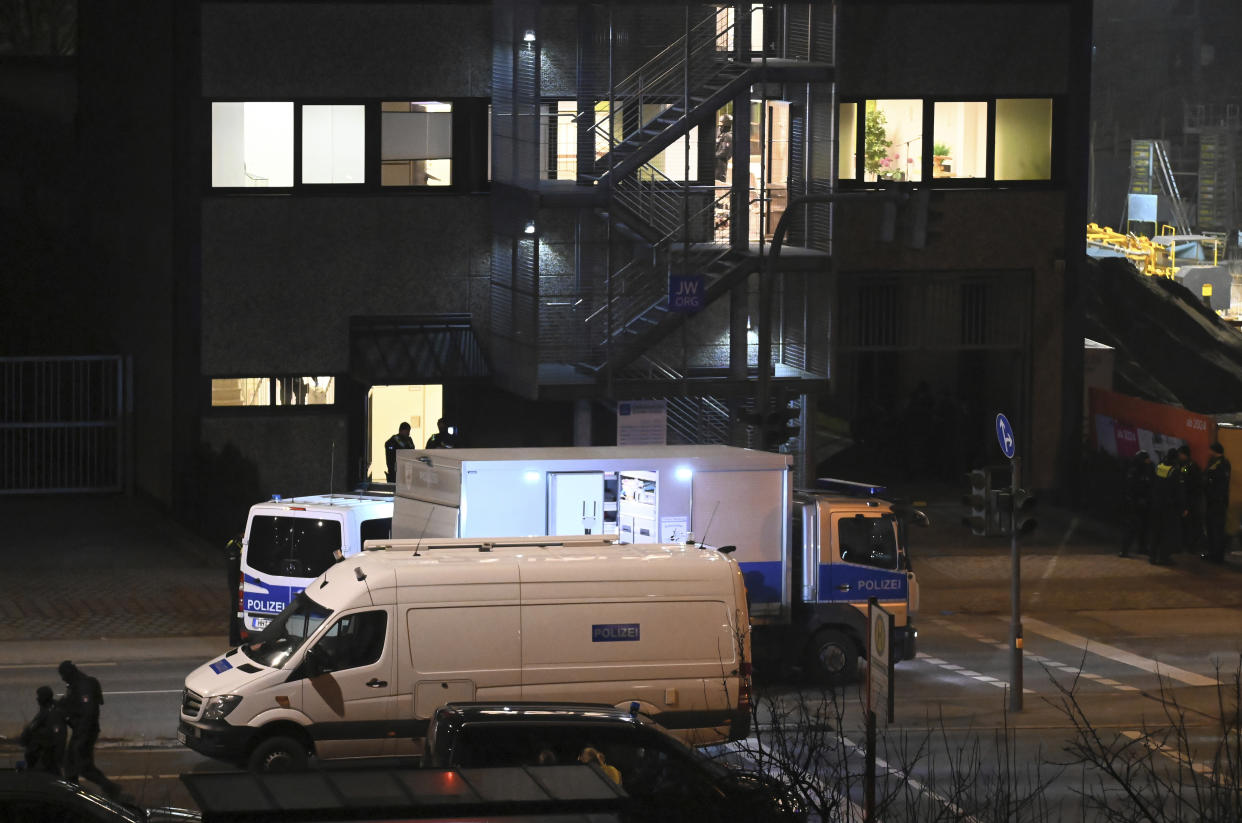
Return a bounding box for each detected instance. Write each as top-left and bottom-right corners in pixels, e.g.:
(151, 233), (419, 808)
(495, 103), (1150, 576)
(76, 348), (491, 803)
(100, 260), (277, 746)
(837, 514), (898, 570)
(246, 515), (343, 578)
(360, 517), (392, 542)
(315, 610), (387, 670)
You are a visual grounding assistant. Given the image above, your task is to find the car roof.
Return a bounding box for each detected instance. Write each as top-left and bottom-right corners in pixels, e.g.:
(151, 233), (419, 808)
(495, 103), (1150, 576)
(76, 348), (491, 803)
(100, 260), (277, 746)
(252, 494), (393, 513)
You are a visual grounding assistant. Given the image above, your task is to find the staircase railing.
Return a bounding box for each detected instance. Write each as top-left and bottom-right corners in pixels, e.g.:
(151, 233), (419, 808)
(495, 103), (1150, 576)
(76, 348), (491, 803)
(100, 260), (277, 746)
(620, 355), (732, 444)
(1152, 140), (1193, 235)
(587, 187), (736, 353)
(581, 7), (755, 176)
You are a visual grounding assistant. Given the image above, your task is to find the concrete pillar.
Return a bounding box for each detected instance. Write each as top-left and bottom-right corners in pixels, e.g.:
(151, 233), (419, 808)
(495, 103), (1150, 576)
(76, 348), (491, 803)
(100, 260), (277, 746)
(573, 398), (592, 446)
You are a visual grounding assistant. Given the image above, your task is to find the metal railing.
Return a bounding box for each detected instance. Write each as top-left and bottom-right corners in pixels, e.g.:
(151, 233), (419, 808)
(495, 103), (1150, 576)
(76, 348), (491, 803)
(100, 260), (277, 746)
(579, 6), (757, 182)
(0, 356), (129, 494)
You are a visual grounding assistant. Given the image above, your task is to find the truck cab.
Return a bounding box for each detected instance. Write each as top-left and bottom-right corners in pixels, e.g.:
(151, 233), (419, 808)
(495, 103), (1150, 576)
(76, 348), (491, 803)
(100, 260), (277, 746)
(757, 484), (919, 685)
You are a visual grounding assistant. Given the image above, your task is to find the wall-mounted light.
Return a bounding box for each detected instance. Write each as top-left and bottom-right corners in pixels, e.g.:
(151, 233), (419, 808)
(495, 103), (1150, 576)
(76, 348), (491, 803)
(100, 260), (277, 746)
(523, 220), (536, 235)
(674, 466), (693, 482)
(523, 470), (540, 483)
(523, 30), (536, 43)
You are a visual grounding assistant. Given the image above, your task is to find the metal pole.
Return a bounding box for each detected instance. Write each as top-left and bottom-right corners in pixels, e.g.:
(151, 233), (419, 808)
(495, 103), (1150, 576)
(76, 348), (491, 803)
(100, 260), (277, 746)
(1009, 455), (1023, 711)
(863, 709), (876, 822)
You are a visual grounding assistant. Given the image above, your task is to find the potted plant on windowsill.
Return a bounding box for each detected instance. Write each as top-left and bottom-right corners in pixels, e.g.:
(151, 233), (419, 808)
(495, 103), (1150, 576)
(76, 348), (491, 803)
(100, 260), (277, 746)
(932, 142), (952, 177)
(863, 109), (892, 179)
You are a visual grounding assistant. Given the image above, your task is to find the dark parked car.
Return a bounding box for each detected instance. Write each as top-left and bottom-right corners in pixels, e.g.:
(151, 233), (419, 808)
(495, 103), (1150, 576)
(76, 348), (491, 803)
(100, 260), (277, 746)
(424, 702), (804, 822)
(0, 769), (199, 823)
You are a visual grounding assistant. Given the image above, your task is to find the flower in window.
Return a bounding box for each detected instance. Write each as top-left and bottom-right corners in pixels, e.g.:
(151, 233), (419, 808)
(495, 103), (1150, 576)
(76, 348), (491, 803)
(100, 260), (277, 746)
(878, 154), (904, 182)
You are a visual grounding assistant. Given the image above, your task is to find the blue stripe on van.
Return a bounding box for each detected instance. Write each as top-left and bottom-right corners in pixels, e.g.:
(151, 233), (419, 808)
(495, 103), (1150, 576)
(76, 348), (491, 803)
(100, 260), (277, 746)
(738, 561), (782, 604)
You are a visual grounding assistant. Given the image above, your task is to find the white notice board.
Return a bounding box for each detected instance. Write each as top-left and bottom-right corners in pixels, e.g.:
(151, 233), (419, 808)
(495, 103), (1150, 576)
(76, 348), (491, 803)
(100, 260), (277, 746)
(616, 400), (667, 446)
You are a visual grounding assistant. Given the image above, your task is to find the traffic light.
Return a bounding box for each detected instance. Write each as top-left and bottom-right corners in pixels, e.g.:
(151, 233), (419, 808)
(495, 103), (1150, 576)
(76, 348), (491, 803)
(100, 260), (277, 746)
(962, 468), (989, 535)
(904, 187), (945, 249)
(1012, 487), (1037, 534)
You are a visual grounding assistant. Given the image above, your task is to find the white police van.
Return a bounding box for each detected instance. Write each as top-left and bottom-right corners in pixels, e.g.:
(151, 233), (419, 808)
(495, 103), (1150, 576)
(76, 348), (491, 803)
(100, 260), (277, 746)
(183, 535), (752, 772)
(234, 494), (393, 640)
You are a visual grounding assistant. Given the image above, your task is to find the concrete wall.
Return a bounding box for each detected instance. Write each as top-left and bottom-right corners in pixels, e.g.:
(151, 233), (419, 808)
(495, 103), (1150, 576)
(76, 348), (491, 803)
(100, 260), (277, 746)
(838, 3), (1071, 95)
(201, 3), (491, 98)
(835, 188), (1068, 489)
(79, 1), (178, 504)
(201, 197), (491, 374)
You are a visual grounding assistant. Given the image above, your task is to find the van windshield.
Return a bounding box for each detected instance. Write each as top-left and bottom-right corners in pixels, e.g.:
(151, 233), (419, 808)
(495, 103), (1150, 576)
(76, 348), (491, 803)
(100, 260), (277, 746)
(247, 515), (343, 579)
(242, 592), (332, 668)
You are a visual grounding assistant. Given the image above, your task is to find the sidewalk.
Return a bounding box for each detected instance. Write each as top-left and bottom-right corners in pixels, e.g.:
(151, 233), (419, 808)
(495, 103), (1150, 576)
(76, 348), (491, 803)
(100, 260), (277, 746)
(0, 494), (229, 652)
(0, 489), (1237, 655)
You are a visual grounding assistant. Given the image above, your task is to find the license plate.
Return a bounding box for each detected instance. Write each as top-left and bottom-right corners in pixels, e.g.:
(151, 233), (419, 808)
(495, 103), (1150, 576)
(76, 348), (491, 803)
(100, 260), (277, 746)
(177, 730), (187, 745)
(253, 617), (270, 630)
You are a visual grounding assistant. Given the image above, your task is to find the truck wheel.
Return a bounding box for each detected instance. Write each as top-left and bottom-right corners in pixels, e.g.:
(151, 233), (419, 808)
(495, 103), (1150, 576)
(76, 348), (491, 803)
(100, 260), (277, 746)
(806, 628), (859, 686)
(248, 735), (308, 773)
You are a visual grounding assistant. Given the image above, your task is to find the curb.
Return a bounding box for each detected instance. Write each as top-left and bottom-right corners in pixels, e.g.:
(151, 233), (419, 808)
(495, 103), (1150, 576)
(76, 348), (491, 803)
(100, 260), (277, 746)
(0, 636), (227, 666)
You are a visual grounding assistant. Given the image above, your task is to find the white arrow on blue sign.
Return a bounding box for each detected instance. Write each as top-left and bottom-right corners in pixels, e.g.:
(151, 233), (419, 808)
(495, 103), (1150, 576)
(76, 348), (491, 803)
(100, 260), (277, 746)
(995, 413), (1015, 459)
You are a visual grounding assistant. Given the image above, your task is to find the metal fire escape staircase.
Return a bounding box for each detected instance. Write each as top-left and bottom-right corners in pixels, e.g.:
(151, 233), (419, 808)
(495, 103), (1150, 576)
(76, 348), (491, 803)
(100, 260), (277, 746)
(577, 10), (766, 378)
(1129, 138), (1193, 235)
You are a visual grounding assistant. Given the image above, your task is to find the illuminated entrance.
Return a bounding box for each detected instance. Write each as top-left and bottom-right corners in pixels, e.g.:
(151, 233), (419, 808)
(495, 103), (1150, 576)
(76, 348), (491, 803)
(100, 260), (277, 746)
(367, 384), (442, 482)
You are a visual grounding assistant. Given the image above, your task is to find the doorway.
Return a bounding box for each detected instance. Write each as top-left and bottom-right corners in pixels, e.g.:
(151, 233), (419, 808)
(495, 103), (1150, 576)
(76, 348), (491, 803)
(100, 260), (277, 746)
(367, 384), (443, 482)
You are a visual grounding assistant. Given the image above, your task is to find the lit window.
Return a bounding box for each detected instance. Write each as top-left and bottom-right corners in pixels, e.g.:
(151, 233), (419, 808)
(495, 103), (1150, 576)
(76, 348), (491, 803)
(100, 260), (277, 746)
(539, 101), (579, 180)
(211, 378), (272, 407)
(211, 377), (334, 407)
(302, 105), (366, 184)
(838, 103), (858, 180)
(995, 98), (1052, 181)
(645, 103), (700, 182)
(932, 102), (987, 179)
(381, 101), (452, 186)
(276, 376), (335, 406)
(863, 99), (922, 183)
(211, 102), (293, 187)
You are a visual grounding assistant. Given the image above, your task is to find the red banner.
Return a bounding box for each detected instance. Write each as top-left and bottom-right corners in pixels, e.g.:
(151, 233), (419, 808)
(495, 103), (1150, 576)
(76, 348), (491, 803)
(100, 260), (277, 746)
(1088, 388), (1216, 465)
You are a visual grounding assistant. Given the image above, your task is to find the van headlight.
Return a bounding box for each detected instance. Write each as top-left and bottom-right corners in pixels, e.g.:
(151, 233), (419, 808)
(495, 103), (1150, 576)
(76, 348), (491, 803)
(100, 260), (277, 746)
(202, 695), (243, 720)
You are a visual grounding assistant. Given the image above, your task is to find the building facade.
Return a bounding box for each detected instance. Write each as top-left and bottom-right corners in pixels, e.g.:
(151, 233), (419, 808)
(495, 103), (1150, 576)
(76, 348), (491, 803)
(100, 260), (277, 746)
(46, 0), (1089, 520)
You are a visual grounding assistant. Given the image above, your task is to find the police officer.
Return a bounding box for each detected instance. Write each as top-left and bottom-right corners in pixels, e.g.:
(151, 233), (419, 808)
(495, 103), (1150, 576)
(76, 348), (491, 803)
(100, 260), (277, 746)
(58, 660), (122, 799)
(1177, 445), (1204, 554)
(1119, 451), (1154, 558)
(383, 422), (416, 482)
(425, 418), (459, 449)
(1203, 441), (1232, 563)
(19, 685), (66, 775)
(1150, 449), (1182, 566)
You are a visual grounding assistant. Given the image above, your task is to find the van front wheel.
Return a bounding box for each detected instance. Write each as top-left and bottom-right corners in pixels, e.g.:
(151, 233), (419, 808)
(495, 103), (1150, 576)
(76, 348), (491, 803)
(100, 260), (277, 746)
(806, 628), (858, 686)
(248, 735), (308, 773)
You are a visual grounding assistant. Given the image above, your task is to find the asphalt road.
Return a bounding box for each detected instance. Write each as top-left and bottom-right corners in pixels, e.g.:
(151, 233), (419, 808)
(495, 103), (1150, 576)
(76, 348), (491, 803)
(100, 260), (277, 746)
(4, 596), (1240, 819)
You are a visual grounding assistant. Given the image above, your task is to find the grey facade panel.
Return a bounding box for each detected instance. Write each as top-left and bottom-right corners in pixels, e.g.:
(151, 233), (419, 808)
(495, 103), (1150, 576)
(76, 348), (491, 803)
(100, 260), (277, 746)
(837, 4), (1071, 95)
(201, 196), (490, 375)
(201, 3), (492, 98)
(201, 414), (352, 500)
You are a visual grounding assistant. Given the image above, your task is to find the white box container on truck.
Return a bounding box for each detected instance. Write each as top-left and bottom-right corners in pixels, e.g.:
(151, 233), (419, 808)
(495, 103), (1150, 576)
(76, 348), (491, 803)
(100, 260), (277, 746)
(179, 535), (752, 772)
(234, 494), (393, 641)
(392, 445), (919, 684)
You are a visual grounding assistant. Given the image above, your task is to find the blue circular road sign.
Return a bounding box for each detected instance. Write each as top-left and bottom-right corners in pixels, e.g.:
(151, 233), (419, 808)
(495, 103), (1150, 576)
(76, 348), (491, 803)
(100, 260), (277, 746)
(995, 413), (1016, 459)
